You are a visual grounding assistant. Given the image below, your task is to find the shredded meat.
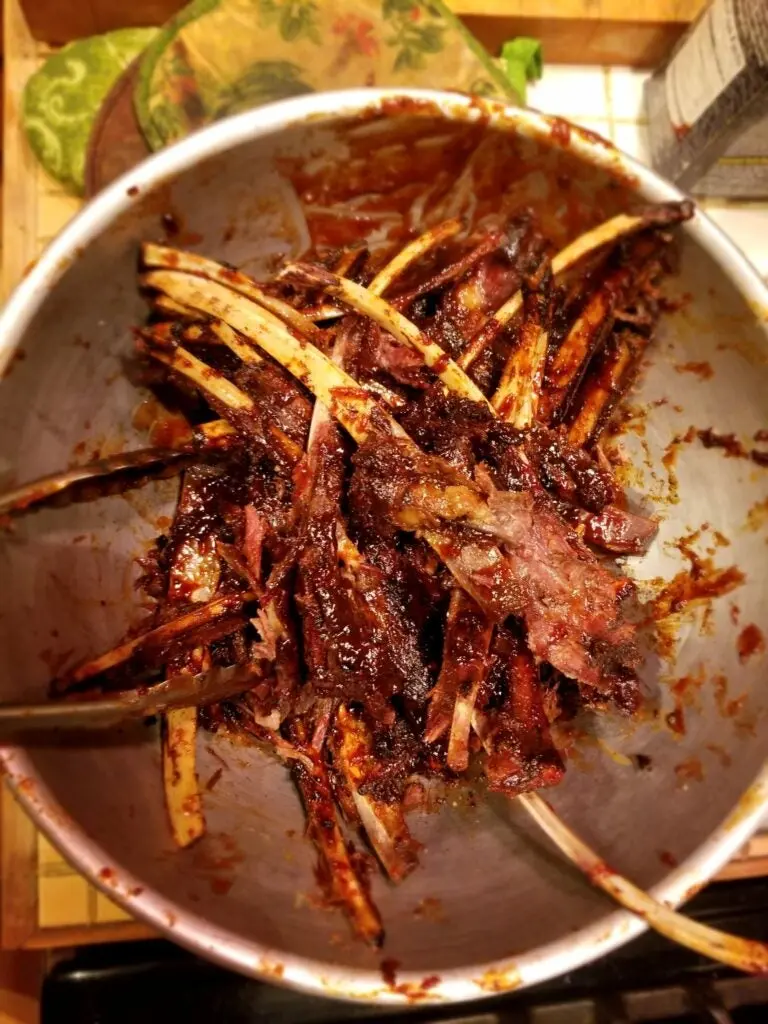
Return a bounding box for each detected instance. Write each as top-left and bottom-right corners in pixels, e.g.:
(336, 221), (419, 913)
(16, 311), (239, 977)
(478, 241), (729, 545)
(35, 194), (693, 948)
(351, 435), (639, 690)
(480, 629), (565, 794)
(297, 423), (431, 721)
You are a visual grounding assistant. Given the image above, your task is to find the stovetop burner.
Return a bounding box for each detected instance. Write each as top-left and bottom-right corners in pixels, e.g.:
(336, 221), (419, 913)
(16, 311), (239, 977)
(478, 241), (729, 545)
(41, 879), (768, 1023)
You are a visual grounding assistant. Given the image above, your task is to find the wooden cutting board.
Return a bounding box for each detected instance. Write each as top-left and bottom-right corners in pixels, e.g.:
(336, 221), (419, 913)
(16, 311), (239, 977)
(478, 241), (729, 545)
(84, 58), (149, 197)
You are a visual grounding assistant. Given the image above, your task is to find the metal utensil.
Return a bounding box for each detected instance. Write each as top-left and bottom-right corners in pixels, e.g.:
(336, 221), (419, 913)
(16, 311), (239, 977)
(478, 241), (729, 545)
(0, 448), (190, 518)
(0, 663), (262, 737)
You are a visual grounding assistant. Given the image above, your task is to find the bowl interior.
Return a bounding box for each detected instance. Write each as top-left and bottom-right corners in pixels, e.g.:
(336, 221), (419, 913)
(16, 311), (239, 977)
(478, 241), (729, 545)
(1, 96), (767, 996)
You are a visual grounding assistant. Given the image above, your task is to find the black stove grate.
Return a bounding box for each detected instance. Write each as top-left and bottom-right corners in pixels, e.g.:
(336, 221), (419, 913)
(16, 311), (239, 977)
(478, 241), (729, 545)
(41, 878), (768, 1024)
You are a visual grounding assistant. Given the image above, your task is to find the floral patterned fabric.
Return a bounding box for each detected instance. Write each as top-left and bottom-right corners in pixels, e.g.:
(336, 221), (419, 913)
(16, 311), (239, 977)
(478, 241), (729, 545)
(134, 0), (519, 151)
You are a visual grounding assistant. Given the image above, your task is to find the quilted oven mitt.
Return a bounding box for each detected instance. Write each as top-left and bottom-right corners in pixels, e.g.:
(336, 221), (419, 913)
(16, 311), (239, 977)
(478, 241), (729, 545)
(23, 27), (158, 194)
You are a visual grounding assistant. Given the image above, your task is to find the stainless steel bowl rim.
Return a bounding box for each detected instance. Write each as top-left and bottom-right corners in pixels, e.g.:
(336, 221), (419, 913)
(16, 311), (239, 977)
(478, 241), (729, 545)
(1, 88), (767, 1005)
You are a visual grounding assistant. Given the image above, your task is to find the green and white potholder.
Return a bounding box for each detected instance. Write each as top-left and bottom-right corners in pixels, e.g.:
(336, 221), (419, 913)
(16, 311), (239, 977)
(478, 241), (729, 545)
(23, 27), (157, 194)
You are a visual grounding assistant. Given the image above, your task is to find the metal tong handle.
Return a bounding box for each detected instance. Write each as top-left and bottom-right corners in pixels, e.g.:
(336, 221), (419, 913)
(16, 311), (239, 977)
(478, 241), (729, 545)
(0, 662), (261, 738)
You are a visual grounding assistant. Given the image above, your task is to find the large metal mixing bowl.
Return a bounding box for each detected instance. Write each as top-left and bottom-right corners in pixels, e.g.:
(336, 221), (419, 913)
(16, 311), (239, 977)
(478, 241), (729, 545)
(0, 90), (767, 1005)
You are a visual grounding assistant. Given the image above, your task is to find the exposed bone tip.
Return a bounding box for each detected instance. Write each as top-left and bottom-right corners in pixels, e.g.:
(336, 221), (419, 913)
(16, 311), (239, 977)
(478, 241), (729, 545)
(138, 326), (178, 352)
(281, 261), (334, 289)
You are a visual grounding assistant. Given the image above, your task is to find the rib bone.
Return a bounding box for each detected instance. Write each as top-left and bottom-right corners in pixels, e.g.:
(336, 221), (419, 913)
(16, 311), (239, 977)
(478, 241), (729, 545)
(459, 202), (694, 370)
(280, 262), (492, 409)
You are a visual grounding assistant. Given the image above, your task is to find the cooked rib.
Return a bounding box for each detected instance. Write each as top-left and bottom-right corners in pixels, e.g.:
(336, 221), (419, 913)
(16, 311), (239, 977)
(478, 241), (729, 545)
(540, 237), (660, 423)
(292, 748), (384, 947)
(459, 201), (693, 370)
(492, 245), (552, 425)
(161, 468), (221, 848)
(367, 217), (463, 297)
(330, 705), (420, 883)
(474, 629), (564, 794)
(279, 262), (491, 407)
(141, 268), (403, 446)
(427, 590), (494, 774)
(137, 331), (303, 466)
(53, 590), (253, 694)
(142, 242), (322, 343)
(392, 227), (507, 311)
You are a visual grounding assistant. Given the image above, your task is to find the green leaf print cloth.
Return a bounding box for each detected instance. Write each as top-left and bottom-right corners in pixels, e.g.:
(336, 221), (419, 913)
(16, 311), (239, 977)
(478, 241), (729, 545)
(134, 0), (519, 151)
(23, 27), (158, 194)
